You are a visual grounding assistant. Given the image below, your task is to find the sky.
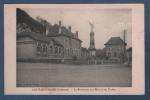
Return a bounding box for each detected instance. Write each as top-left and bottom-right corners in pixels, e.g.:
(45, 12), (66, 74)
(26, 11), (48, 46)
(22, 8), (132, 49)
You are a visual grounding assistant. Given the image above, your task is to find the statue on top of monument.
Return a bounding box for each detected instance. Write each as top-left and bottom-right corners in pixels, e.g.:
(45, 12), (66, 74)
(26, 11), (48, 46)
(88, 21), (94, 32)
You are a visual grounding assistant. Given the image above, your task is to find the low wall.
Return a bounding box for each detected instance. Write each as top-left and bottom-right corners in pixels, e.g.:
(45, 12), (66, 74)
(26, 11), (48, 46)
(17, 58), (62, 63)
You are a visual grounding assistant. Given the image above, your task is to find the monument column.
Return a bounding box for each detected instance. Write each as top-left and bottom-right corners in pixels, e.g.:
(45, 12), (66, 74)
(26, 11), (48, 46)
(88, 22), (96, 57)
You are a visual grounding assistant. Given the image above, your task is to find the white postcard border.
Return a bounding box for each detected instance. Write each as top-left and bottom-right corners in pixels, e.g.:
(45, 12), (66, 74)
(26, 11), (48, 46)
(4, 4), (144, 95)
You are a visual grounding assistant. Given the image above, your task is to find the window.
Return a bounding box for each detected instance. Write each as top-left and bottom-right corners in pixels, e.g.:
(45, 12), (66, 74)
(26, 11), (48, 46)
(37, 42), (41, 55)
(55, 47), (58, 54)
(65, 48), (67, 55)
(43, 44), (45, 53)
(71, 49), (72, 55)
(50, 46), (53, 54)
(70, 48), (72, 55)
(109, 47), (111, 51)
(59, 47), (61, 54)
(45, 45), (47, 54)
(108, 52), (111, 57)
(42, 44), (47, 56)
(57, 47), (60, 54)
(68, 49), (70, 55)
(69, 38), (71, 46)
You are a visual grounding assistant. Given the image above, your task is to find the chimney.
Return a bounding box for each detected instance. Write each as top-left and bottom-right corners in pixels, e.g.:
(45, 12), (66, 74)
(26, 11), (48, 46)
(76, 31), (78, 38)
(58, 20), (62, 34)
(43, 20), (48, 36)
(68, 26), (71, 32)
(59, 20), (61, 26)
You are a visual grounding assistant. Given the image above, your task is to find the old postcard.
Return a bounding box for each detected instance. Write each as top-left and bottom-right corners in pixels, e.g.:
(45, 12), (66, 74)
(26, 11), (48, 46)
(4, 4), (144, 95)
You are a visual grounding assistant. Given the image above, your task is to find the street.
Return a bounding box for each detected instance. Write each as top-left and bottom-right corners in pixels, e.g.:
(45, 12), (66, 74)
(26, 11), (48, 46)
(17, 62), (132, 87)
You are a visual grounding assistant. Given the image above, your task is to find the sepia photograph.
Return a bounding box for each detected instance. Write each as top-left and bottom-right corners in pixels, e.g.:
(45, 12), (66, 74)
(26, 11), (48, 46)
(16, 8), (132, 87)
(4, 4), (144, 95)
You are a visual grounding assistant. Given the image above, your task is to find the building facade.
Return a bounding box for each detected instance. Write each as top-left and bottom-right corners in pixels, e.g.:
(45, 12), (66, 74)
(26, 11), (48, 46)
(17, 31), (64, 61)
(47, 21), (82, 59)
(81, 47), (89, 58)
(17, 8), (82, 62)
(104, 37), (127, 62)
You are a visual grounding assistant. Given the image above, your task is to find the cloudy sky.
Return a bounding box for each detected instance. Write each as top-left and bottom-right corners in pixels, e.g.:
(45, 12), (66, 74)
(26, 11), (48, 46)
(22, 8), (132, 49)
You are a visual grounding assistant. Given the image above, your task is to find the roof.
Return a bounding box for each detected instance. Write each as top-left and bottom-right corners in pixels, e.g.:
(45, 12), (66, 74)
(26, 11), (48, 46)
(104, 37), (127, 45)
(17, 32), (63, 47)
(50, 38), (64, 47)
(17, 9), (82, 42)
(17, 8), (45, 34)
(47, 24), (82, 42)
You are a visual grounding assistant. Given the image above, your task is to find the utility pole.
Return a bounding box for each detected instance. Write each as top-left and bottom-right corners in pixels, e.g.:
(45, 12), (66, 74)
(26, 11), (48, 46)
(123, 29), (127, 63)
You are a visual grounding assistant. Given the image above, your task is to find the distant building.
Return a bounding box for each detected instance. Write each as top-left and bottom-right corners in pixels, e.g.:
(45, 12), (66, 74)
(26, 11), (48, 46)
(81, 47), (89, 58)
(96, 49), (105, 59)
(104, 37), (127, 62)
(126, 47), (132, 66)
